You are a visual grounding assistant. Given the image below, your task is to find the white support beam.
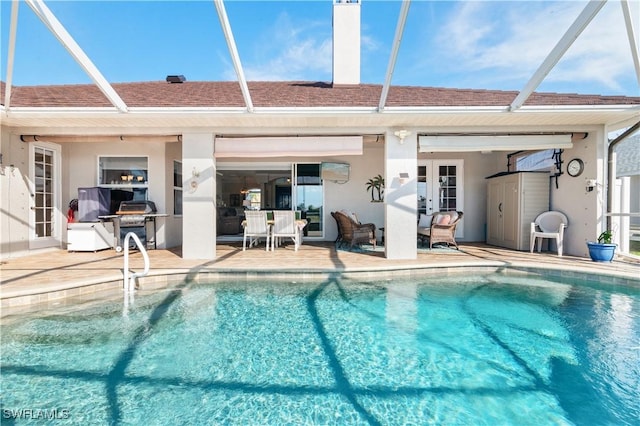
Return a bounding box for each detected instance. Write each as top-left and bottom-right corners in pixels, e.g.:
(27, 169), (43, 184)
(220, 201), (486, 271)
(3, 0), (19, 111)
(621, 0), (640, 88)
(509, 0), (607, 112)
(214, 0), (254, 112)
(25, 0), (128, 112)
(378, 0), (411, 112)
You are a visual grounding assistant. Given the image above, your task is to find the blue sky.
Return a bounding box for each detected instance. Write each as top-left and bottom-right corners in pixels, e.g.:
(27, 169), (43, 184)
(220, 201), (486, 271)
(1, 0), (639, 96)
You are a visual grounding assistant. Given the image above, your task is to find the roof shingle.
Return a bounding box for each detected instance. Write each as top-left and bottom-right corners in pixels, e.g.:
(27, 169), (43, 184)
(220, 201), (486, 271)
(2, 80), (639, 108)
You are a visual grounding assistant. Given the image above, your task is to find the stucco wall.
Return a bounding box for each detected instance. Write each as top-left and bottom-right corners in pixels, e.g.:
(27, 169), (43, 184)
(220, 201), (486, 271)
(65, 141), (170, 248)
(0, 132), (32, 259)
(550, 128), (607, 257)
(323, 142), (386, 241)
(488, 127), (605, 257)
(0, 125), (615, 260)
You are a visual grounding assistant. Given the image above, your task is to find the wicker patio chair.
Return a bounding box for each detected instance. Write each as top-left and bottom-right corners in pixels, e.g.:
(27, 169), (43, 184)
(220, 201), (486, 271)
(417, 211), (463, 249)
(331, 211), (376, 249)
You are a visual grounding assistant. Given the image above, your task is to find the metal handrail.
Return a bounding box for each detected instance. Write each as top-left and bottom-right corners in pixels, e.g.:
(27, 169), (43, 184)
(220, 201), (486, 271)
(123, 232), (149, 293)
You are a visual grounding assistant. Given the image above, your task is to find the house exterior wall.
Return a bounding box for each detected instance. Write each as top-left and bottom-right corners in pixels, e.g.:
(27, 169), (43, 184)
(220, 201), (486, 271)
(488, 126), (606, 257)
(64, 140), (172, 249)
(549, 128), (606, 257)
(1, 132), (33, 259)
(323, 142), (385, 240)
(0, 132), (185, 258)
(0, 122), (620, 260)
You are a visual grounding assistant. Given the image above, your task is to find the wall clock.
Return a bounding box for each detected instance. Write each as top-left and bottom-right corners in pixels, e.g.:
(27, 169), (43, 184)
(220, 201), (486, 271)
(567, 158), (584, 177)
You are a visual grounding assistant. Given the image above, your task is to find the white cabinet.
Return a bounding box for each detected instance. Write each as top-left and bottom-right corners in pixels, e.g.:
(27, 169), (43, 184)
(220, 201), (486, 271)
(486, 172), (549, 250)
(67, 222), (114, 252)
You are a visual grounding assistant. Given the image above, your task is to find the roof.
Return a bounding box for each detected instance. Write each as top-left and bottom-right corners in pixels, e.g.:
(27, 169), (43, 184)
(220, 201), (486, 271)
(616, 135), (640, 177)
(2, 80), (639, 109)
(2, 80), (638, 132)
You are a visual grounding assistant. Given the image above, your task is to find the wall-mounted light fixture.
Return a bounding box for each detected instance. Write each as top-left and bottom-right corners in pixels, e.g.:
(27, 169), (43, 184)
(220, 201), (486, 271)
(399, 172), (410, 184)
(585, 178), (597, 192)
(394, 129), (411, 144)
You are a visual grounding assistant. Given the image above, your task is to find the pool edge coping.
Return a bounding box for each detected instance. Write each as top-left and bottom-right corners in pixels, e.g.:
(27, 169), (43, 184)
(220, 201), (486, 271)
(2, 260), (638, 313)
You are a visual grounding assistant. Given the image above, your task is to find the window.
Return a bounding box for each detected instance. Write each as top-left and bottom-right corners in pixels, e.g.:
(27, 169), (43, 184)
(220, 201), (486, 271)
(173, 161), (182, 215)
(510, 149), (561, 173)
(98, 156), (148, 200)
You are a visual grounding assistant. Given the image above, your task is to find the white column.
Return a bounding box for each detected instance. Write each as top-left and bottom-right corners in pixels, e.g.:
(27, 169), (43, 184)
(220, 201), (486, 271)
(182, 133), (216, 260)
(384, 130), (417, 259)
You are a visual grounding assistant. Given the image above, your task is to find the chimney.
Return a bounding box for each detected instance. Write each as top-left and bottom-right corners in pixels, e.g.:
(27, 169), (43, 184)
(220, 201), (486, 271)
(332, 0), (361, 85)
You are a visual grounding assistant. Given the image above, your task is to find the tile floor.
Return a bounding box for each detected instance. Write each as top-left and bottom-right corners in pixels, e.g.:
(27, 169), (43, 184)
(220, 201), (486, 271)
(1, 242), (638, 313)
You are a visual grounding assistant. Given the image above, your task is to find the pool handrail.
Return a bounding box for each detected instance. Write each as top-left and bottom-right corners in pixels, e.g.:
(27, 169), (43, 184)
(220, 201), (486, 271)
(123, 232), (150, 293)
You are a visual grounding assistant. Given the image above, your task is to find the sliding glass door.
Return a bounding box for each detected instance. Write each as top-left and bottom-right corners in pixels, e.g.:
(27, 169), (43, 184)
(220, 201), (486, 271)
(295, 164), (323, 237)
(215, 162), (325, 238)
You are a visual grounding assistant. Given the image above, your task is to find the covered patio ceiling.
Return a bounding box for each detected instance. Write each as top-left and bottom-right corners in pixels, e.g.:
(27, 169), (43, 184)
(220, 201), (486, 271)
(1, 0), (639, 132)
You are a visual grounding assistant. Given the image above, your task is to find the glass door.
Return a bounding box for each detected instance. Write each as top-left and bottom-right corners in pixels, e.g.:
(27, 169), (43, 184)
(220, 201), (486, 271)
(29, 143), (61, 249)
(215, 162), (324, 238)
(417, 160), (464, 236)
(294, 164), (323, 238)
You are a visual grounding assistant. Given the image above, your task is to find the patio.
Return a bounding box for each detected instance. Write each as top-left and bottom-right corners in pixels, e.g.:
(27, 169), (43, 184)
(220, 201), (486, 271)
(1, 242), (638, 314)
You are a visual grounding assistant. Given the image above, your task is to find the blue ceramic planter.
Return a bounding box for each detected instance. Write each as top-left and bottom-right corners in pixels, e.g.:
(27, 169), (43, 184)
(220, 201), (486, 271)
(587, 242), (616, 262)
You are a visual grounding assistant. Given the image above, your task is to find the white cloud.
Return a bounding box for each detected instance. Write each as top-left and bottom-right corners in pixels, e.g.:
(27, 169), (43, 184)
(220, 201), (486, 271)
(237, 12), (332, 81)
(432, 1), (638, 93)
(547, 1), (638, 92)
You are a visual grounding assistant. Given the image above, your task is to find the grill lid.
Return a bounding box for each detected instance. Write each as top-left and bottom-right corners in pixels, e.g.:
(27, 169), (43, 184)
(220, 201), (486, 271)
(117, 201), (157, 215)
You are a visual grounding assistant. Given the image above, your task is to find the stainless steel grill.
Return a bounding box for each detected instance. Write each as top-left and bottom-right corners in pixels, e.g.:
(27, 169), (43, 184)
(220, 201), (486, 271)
(114, 201), (157, 249)
(117, 201), (157, 226)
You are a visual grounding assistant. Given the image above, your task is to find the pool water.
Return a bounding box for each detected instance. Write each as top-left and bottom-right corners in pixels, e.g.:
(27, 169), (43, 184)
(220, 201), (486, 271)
(1, 272), (638, 425)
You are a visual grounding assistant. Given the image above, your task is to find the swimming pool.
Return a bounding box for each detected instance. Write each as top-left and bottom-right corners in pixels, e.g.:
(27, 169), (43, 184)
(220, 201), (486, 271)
(1, 271), (638, 425)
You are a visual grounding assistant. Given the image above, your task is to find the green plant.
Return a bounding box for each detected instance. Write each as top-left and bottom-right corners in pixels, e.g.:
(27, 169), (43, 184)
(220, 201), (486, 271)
(597, 230), (613, 244)
(365, 174), (385, 202)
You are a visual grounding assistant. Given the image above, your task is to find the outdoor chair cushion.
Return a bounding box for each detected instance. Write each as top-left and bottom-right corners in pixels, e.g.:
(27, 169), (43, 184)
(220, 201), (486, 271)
(417, 211), (463, 249)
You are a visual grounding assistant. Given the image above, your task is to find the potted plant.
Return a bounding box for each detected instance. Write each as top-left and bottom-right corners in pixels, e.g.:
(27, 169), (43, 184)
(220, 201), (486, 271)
(587, 230), (617, 262)
(365, 174), (385, 202)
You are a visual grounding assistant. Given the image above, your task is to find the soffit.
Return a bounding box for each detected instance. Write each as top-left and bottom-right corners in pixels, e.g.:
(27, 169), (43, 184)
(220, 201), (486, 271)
(4, 107), (638, 133)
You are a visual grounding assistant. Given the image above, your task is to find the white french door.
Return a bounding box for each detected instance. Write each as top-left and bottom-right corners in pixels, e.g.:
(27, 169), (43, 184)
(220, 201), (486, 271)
(417, 159), (464, 237)
(29, 142), (62, 249)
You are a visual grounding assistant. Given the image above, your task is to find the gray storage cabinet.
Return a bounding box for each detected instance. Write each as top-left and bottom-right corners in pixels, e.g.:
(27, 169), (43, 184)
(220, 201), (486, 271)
(486, 172), (550, 251)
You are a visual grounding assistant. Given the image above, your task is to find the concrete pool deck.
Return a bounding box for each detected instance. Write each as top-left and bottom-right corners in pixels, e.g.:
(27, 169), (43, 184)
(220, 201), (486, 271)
(1, 242), (638, 313)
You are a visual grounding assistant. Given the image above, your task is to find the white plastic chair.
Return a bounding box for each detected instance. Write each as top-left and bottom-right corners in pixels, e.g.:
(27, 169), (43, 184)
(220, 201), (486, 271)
(271, 210), (300, 251)
(243, 211), (271, 251)
(530, 211), (568, 256)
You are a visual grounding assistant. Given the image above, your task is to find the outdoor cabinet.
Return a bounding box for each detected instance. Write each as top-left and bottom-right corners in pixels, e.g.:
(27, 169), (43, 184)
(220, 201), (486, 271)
(67, 222), (114, 252)
(486, 172), (550, 250)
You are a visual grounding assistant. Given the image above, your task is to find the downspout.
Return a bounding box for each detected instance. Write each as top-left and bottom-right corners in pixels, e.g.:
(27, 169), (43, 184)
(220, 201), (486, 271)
(607, 120), (640, 230)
